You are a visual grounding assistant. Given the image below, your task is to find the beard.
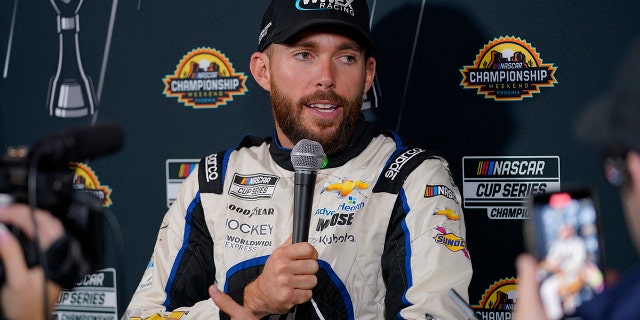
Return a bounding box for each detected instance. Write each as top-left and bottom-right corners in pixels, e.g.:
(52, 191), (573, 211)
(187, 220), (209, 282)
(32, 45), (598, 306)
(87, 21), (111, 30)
(270, 80), (363, 155)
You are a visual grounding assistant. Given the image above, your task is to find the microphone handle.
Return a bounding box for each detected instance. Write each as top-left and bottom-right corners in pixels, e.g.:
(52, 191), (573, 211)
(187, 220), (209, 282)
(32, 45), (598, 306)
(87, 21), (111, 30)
(292, 171), (317, 243)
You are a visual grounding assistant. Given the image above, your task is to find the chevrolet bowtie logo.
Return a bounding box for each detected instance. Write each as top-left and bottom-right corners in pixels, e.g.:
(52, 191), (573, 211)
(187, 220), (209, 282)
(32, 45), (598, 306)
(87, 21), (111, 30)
(323, 179), (369, 197)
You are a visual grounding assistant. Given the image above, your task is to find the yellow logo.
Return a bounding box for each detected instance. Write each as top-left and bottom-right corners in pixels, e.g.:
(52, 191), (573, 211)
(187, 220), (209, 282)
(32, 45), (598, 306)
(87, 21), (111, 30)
(163, 47), (247, 108)
(460, 36), (557, 101)
(70, 162), (113, 207)
(433, 226), (470, 259)
(323, 179), (369, 197)
(128, 311), (187, 320)
(434, 208), (460, 221)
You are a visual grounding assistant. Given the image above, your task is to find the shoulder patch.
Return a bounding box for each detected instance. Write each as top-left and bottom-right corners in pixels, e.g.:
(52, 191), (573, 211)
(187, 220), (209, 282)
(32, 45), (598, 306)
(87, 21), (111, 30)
(373, 147), (438, 195)
(198, 152), (226, 194)
(198, 135), (268, 194)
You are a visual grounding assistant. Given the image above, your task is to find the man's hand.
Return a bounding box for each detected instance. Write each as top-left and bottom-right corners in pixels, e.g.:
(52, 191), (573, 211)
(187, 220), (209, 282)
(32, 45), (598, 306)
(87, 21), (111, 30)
(210, 285), (259, 320)
(513, 253), (548, 320)
(243, 235), (319, 317)
(0, 204), (64, 320)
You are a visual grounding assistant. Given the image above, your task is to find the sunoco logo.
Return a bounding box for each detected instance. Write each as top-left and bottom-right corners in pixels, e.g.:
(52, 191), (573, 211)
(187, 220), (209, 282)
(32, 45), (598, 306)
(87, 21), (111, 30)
(433, 226), (469, 259)
(163, 47), (247, 108)
(460, 36), (558, 101)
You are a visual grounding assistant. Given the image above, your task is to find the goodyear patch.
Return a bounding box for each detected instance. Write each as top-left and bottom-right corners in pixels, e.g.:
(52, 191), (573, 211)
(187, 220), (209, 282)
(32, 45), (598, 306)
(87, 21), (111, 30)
(163, 47), (247, 108)
(460, 36), (557, 101)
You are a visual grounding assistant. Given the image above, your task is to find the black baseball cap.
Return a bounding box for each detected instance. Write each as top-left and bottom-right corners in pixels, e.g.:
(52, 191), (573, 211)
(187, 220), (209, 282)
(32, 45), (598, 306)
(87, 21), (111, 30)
(257, 0), (374, 52)
(575, 36), (640, 153)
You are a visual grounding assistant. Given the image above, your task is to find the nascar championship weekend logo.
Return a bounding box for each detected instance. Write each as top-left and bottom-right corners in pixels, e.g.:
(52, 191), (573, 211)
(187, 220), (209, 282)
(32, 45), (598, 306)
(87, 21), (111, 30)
(460, 36), (558, 101)
(163, 47), (247, 108)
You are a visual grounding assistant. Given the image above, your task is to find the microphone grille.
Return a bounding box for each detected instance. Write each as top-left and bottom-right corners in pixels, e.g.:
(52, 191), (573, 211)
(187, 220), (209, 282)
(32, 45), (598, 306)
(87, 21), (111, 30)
(291, 139), (326, 171)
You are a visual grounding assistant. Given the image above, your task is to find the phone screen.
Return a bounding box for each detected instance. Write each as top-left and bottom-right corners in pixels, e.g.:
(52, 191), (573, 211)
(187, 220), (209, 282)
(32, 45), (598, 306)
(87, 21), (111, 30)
(526, 188), (605, 320)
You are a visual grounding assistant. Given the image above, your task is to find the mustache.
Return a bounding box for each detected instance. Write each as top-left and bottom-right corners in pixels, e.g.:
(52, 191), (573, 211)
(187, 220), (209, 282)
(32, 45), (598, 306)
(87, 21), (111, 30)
(298, 90), (349, 107)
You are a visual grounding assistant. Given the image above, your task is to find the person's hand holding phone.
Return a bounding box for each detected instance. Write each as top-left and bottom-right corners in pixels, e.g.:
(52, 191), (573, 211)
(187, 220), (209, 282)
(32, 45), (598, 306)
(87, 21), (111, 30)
(513, 253), (550, 320)
(523, 188), (605, 320)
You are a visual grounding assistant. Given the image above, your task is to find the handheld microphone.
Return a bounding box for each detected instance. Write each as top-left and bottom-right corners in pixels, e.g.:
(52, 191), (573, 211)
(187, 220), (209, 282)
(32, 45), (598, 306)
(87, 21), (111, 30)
(32, 122), (125, 165)
(290, 139), (326, 243)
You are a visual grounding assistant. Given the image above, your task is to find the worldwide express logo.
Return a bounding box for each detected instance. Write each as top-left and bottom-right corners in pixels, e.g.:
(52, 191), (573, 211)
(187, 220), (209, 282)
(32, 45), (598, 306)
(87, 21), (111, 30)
(460, 36), (558, 101)
(163, 47), (247, 108)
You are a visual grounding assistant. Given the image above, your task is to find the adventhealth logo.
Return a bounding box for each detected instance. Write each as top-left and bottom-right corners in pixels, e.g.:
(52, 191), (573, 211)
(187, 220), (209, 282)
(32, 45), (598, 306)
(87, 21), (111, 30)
(337, 197), (364, 211)
(296, 0), (355, 14)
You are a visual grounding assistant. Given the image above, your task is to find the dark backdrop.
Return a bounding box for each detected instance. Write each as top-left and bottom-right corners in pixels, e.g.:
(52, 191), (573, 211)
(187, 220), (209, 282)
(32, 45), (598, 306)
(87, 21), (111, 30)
(1, 0), (638, 316)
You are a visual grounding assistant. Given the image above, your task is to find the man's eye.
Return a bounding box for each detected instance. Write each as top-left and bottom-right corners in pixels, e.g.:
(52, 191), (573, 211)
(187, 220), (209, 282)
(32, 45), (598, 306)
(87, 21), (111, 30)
(341, 55), (356, 63)
(295, 52), (311, 59)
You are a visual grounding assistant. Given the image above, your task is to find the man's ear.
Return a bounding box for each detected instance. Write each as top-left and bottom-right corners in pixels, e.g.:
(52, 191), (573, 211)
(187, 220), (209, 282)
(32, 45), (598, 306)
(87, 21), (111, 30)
(250, 51), (271, 92)
(363, 56), (376, 93)
(627, 150), (640, 186)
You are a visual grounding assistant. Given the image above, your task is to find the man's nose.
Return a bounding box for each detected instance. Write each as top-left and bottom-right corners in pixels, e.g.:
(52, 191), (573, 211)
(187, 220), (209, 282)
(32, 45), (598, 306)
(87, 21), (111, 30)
(315, 58), (336, 90)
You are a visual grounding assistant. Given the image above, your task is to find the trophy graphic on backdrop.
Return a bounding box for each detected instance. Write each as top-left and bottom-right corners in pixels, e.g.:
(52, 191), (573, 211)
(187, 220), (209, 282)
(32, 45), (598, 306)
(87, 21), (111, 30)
(47, 0), (97, 118)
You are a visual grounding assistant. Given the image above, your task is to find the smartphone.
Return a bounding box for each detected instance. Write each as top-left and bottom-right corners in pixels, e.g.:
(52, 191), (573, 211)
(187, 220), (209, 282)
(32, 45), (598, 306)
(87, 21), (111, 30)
(524, 187), (605, 320)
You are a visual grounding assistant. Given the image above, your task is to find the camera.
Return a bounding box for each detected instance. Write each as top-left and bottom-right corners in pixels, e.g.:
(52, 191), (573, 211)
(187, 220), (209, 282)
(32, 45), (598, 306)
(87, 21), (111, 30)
(0, 123), (124, 288)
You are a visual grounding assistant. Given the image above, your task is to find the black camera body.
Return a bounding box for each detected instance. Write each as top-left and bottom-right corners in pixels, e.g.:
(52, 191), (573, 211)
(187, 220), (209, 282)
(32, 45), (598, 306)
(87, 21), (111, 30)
(0, 123), (123, 288)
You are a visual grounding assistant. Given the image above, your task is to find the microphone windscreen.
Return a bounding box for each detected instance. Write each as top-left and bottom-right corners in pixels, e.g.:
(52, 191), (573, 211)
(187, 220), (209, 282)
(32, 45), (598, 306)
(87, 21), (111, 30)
(34, 122), (125, 164)
(71, 122), (125, 160)
(290, 139), (326, 171)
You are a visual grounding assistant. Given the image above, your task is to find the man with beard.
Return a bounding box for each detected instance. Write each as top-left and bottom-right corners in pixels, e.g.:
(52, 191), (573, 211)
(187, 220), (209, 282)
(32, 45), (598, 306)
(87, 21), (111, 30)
(123, 1), (472, 319)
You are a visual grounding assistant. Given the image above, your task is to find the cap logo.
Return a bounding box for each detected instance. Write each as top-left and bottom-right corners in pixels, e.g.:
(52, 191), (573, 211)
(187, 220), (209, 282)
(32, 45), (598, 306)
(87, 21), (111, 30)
(295, 0), (355, 16)
(259, 21), (272, 44)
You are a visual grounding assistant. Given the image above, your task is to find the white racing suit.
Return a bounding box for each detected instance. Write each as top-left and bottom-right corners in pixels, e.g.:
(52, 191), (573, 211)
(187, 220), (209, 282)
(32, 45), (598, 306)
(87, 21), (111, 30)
(123, 120), (473, 319)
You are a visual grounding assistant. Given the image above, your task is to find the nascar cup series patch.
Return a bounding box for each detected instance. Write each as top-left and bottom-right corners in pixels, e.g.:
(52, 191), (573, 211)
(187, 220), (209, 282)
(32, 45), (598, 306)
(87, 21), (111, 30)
(163, 47), (247, 108)
(459, 36), (557, 101)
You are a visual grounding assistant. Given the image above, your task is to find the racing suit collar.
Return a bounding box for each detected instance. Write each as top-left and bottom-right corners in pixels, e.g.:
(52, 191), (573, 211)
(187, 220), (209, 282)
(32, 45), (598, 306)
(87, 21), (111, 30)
(269, 115), (378, 171)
